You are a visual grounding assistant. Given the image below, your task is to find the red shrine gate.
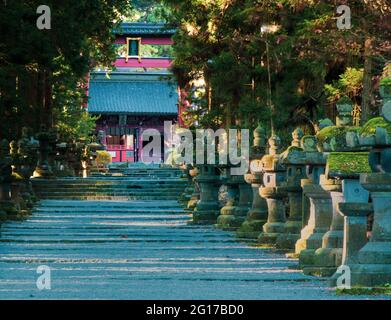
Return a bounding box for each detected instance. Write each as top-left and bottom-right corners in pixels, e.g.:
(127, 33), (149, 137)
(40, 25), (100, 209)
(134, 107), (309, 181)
(87, 23), (184, 163)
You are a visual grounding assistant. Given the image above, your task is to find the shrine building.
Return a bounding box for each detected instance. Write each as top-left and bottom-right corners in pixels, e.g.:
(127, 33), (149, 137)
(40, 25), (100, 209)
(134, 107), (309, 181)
(87, 22), (179, 163)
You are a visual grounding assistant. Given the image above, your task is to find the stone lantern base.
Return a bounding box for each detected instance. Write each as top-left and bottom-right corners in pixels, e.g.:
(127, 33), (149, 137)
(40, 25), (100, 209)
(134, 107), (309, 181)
(216, 199), (241, 230)
(349, 173), (391, 287)
(297, 184), (332, 269)
(257, 187), (286, 245)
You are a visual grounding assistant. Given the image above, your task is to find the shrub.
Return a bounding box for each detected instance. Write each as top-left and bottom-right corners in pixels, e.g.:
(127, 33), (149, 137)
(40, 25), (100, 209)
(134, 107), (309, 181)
(96, 151), (112, 167)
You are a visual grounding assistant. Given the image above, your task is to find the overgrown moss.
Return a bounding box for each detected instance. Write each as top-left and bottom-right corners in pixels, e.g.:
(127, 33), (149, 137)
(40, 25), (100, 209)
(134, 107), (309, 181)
(327, 152), (371, 175)
(360, 117), (391, 137)
(336, 284), (391, 296)
(316, 126), (359, 147)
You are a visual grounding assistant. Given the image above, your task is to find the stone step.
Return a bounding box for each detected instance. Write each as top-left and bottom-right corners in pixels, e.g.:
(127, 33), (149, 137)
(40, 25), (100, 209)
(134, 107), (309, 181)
(34, 190), (184, 195)
(32, 184), (186, 189)
(32, 180), (187, 185)
(33, 196), (182, 200)
(35, 200), (182, 207)
(33, 189), (186, 194)
(1, 198), (380, 300)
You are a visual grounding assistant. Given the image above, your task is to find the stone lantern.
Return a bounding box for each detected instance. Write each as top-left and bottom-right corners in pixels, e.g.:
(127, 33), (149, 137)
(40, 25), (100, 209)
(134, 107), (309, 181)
(193, 164), (221, 224)
(54, 142), (74, 177)
(303, 96), (369, 276)
(87, 135), (106, 175)
(237, 123), (268, 239)
(257, 134), (287, 245)
(179, 164), (195, 205)
(232, 173), (253, 227)
(295, 135), (332, 269)
(347, 99), (391, 287)
(33, 126), (55, 179)
(276, 128), (307, 250)
(187, 166), (200, 210)
(16, 128), (38, 208)
(0, 139), (15, 220)
(216, 164), (241, 230)
(310, 152), (371, 277)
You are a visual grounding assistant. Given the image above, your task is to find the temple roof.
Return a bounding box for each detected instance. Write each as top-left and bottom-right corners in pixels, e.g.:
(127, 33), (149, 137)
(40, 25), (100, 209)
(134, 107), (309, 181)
(87, 72), (178, 115)
(114, 22), (176, 36)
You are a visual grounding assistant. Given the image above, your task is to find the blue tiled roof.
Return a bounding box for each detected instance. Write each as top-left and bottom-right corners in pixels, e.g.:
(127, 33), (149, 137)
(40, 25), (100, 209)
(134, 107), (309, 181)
(114, 22), (176, 36)
(88, 72), (178, 115)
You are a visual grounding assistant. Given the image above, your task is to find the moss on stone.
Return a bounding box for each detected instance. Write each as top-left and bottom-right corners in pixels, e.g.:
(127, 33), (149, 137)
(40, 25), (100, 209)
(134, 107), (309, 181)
(360, 117), (391, 137)
(316, 126), (359, 146)
(336, 284), (391, 296)
(327, 152), (371, 175)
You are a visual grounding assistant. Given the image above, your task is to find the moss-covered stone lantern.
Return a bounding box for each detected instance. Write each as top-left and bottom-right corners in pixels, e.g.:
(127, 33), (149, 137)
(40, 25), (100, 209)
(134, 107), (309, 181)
(237, 123), (269, 239)
(276, 128), (307, 250)
(346, 96), (391, 287)
(257, 134), (287, 245)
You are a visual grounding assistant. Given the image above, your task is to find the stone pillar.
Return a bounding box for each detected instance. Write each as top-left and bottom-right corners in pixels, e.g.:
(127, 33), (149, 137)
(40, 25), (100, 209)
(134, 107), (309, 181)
(276, 128), (307, 249)
(301, 178), (312, 229)
(237, 123), (268, 239)
(0, 139), (16, 220)
(234, 176), (253, 219)
(258, 186), (286, 245)
(179, 165), (194, 204)
(338, 96), (391, 287)
(257, 135), (287, 245)
(216, 169), (240, 230)
(339, 203), (372, 266)
(329, 202), (372, 286)
(236, 169), (268, 239)
(187, 167), (200, 210)
(310, 174), (370, 277)
(16, 128), (38, 209)
(295, 135), (329, 262)
(298, 184), (332, 269)
(309, 177), (344, 276)
(33, 129), (55, 179)
(193, 164), (221, 224)
(350, 173), (391, 287)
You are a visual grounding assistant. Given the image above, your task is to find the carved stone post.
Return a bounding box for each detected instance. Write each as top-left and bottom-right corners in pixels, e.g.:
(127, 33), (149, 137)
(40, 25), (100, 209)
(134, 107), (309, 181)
(216, 166), (240, 230)
(295, 135), (329, 257)
(33, 127), (55, 179)
(237, 123), (268, 239)
(276, 128), (306, 250)
(349, 100), (391, 287)
(309, 152), (371, 277)
(179, 164), (194, 205)
(0, 139), (15, 220)
(258, 135), (287, 245)
(193, 164), (221, 224)
(187, 167), (200, 210)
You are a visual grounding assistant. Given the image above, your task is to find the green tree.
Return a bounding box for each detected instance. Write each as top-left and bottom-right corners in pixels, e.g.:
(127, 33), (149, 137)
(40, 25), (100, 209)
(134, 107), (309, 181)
(0, 0), (132, 142)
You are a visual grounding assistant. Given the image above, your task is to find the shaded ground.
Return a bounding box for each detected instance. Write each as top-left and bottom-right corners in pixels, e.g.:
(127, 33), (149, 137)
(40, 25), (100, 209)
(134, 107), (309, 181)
(0, 200), (388, 300)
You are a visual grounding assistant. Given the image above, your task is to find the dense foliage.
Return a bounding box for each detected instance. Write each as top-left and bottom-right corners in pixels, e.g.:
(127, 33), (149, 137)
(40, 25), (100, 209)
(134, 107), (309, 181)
(0, 0), (132, 142)
(163, 0), (391, 143)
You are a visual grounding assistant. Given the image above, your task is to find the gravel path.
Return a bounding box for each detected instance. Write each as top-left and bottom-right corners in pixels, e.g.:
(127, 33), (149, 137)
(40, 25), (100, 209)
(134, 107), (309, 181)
(0, 200), (388, 300)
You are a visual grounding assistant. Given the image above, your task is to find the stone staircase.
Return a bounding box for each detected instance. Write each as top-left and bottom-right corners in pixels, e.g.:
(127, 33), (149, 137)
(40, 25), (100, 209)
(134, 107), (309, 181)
(32, 167), (186, 201)
(2, 166), (387, 299)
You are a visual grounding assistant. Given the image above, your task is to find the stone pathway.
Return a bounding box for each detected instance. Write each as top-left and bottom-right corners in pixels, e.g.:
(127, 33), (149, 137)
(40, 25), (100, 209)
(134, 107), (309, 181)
(1, 198), (385, 300)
